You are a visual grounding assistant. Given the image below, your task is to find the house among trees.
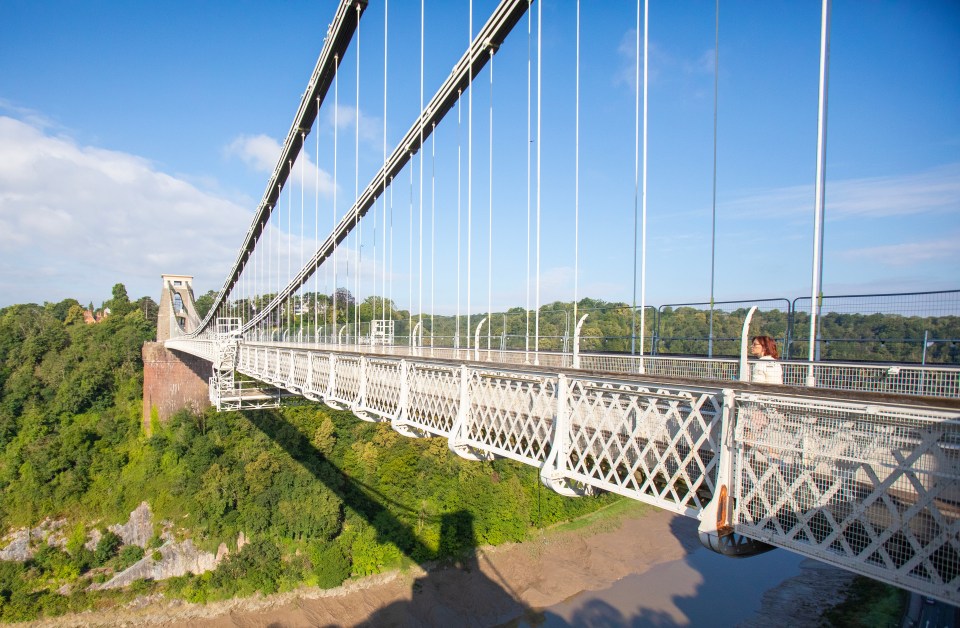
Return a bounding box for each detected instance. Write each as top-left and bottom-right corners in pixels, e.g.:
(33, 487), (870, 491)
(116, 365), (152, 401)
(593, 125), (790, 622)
(82, 307), (111, 324)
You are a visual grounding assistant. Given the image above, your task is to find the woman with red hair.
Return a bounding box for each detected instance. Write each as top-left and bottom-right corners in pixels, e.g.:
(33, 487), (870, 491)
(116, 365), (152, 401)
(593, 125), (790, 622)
(750, 335), (783, 384)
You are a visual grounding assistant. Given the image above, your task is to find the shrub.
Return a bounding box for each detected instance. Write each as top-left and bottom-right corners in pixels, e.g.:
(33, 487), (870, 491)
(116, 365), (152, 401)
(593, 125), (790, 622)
(93, 531), (122, 566)
(310, 540), (351, 589)
(114, 545), (145, 571)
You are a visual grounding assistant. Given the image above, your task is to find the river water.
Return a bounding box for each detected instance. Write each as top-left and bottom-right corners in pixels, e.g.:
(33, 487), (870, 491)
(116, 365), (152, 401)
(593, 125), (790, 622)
(518, 544), (809, 627)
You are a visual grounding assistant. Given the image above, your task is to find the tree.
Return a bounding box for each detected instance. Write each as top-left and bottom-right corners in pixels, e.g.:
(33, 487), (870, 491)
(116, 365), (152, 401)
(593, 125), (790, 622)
(332, 288), (356, 324)
(136, 297), (159, 324)
(45, 299), (81, 322)
(93, 530), (122, 566)
(312, 417), (337, 456)
(64, 305), (86, 326)
(104, 283), (132, 316)
(195, 290), (217, 319)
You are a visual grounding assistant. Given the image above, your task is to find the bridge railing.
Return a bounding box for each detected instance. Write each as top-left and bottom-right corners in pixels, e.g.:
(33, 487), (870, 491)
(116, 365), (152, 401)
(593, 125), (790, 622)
(220, 338), (960, 400)
(732, 392), (960, 603)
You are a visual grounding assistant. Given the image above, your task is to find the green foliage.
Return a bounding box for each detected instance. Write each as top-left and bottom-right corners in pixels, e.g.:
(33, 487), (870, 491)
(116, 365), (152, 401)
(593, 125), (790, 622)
(46, 299), (82, 323)
(309, 538), (351, 588)
(93, 530), (122, 566)
(65, 523), (87, 556)
(70, 546), (94, 574)
(194, 290), (218, 319)
(115, 545), (145, 571)
(312, 416), (337, 455)
(821, 576), (908, 627)
(196, 538), (283, 600)
(30, 543), (79, 581)
(0, 289), (624, 620)
(135, 297), (159, 323)
(106, 284), (132, 317)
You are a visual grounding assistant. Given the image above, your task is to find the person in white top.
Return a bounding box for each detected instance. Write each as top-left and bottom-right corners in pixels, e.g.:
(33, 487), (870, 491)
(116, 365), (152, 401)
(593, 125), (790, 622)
(750, 335), (783, 385)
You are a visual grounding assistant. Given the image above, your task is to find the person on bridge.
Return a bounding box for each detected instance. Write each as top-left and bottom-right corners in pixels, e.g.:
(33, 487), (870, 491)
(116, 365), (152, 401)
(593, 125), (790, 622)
(750, 335), (783, 385)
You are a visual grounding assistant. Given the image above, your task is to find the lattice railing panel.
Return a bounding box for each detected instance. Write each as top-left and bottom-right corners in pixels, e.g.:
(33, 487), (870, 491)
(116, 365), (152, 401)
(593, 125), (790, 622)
(310, 354), (331, 398)
(236, 345), (252, 372)
(464, 371), (556, 464)
(407, 364), (460, 436)
(236, 341), (960, 399)
(363, 358), (402, 418)
(782, 362), (960, 398)
(275, 350), (292, 386)
(290, 351), (310, 390)
(733, 394), (960, 602)
(563, 379), (721, 514)
(331, 356), (361, 405)
(165, 338), (217, 362)
(261, 348), (277, 384)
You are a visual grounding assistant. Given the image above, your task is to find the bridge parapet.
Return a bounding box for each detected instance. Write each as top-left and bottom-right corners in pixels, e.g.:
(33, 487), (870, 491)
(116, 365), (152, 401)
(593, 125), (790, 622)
(732, 392), (959, 603)
(232, 338), (960, 400)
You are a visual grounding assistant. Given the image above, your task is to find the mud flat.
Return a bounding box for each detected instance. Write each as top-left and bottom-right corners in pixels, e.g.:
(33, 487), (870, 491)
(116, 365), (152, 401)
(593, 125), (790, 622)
(27, 504), (856, 627)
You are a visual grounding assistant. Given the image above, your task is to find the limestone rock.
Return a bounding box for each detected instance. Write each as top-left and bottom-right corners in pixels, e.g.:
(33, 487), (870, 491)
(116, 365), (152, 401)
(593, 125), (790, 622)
(109, 501), (153, 548)
(93, 539), (219, 590)
(216, 542), (229, 562)
(85, 528), (102, 551)
(0, 519), (68, 561)
(0, 529), (32, 562)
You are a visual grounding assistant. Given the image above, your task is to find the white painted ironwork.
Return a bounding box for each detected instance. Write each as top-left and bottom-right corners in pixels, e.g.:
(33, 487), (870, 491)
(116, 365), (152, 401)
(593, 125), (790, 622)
(233, 339), (960, 400)
(201, 320), (283, 411)
(560, 375), (723, 516)
(406, 362), (460, 436)
(739, 306), (758, 382)
(370, 319), (395, 346)
(572, 313), (588, 369)
(733, 392), (959, 603)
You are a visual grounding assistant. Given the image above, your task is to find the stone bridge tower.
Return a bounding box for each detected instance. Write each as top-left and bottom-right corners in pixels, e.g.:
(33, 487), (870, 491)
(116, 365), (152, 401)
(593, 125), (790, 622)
(142, 275), (211, 432)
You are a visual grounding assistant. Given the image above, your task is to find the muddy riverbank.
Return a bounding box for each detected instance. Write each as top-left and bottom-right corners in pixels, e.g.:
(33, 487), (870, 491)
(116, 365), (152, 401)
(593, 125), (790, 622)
(27, 504), (856, 627)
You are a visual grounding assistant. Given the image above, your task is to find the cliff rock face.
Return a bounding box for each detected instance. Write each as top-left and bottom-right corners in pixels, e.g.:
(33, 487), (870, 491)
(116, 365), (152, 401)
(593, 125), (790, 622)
(0, 503), (227, 589)
(109, 501), (153, 547)
(93, 539), (218, 590)
(0, 519), (67, 561)
(0, 529), (32, 562)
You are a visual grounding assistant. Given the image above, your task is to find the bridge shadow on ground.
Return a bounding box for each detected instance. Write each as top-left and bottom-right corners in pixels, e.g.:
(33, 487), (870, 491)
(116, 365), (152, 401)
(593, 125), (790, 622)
(246, 408), (533, 627)
(246, 407), (832, 627)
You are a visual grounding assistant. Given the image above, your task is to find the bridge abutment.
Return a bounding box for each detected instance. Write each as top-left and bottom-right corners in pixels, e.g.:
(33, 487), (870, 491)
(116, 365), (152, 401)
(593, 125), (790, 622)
(142, 274), (210, 433)
(142, 342), (210, 433)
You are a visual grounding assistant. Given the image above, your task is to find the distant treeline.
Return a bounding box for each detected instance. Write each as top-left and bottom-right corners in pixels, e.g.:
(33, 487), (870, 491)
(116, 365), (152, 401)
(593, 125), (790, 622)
(197, 289), (960, 364)
(0, 287), (616, 621)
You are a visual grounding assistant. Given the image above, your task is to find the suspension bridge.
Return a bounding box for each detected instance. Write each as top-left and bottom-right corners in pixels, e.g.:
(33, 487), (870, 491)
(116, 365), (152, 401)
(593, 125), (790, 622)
(154, 0), (959, 605)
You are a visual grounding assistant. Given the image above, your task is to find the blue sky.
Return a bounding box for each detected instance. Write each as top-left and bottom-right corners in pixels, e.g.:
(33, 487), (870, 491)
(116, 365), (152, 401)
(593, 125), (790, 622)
(1, 1), (957, 314)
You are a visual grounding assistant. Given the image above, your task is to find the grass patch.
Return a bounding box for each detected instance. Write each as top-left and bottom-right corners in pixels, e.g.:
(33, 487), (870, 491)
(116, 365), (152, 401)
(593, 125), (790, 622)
(821, 576), (908, 627)
(537, 497), (651, 538)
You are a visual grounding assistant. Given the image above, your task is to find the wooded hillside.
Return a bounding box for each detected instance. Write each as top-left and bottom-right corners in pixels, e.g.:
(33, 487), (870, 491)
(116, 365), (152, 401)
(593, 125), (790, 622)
(0, 288), (614, 621)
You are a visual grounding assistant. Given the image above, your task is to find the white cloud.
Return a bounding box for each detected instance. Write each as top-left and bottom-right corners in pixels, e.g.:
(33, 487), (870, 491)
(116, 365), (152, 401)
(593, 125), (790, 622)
(839, 238), (960, 267)
(691, 48), (716, 75)
(827, 164), (960, 219)
(614, 29), (639, 90)
(326, 105), (384, 152)
(614, 29), (661, 91)
(224, 133), (336, 199)
(224, 134), (280, 172)
(0, 115), (251, 305)
(723, 163), (960, 220)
